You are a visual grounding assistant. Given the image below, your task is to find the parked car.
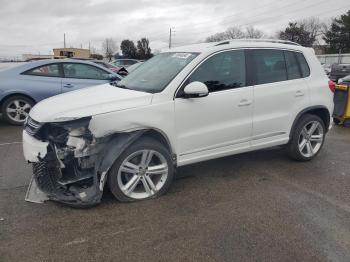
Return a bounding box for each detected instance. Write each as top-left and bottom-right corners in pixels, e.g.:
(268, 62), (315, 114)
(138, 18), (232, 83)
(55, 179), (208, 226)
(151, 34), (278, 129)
(125, 62), (143, 73)
(321, 63), (331, 77)
(0, 59), (121, 125)
(23, 40), (333, 207)
(329, 63), (350, 82)
(111, 59), (141, 68)
(92, 60), (128, 76)
(338, 74), (350, 85)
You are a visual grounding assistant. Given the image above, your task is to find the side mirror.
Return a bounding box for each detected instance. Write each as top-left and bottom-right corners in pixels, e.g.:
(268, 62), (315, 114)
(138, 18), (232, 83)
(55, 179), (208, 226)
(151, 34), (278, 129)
(183, 81), (209, 98)
(108, 74), (120, 82)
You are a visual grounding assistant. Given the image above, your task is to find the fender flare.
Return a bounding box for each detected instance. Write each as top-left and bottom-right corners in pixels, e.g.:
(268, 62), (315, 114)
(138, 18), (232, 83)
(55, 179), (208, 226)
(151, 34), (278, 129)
(289, 105), (331, 138)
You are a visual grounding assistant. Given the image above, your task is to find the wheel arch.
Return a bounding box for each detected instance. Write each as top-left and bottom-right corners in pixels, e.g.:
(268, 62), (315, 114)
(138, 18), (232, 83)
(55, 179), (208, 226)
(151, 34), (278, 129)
(0, 92), (36, 108)
(139, 129), (175, 157)
(96, 128), (176, 178)
(290, 106), (331, 138)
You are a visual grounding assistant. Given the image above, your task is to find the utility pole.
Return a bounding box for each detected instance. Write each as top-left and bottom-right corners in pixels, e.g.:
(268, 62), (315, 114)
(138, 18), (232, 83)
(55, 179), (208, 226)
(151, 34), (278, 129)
(169, 28), (175, 49)
(64, 33), (66, 48)
(169, 28), (172, 49)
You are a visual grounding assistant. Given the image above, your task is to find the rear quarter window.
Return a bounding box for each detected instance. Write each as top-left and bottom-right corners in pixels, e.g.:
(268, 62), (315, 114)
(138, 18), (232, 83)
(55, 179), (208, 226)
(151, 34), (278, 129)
(295, 52), (310, 77)
(23, 64), (60, 77)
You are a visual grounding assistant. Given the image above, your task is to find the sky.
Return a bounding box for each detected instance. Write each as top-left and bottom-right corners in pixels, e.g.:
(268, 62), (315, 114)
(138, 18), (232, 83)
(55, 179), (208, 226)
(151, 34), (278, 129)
(0, 0), (349, 59)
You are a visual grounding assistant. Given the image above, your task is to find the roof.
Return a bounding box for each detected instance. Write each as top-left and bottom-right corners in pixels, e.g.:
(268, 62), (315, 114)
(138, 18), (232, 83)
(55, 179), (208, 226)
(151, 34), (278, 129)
(162, 39), (307, 54)
(0, 59), (116, 75)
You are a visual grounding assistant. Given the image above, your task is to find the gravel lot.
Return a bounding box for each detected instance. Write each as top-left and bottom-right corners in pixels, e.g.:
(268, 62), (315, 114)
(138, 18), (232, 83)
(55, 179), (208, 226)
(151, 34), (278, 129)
(1, 119), (350, 262)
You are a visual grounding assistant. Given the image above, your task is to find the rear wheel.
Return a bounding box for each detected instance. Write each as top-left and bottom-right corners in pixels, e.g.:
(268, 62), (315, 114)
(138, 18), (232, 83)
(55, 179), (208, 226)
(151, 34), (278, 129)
(287, 114), (326, 161)
(1, 95), (34, 125)
(108, 138), (174, 202)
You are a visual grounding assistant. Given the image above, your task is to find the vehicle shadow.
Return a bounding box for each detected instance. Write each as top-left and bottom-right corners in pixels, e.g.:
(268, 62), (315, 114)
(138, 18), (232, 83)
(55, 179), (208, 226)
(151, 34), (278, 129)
(99, 146), (288, 206)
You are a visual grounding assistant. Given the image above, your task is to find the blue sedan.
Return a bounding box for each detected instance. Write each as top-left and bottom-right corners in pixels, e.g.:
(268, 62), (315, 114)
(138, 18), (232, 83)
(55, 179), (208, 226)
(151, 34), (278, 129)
(0, 59), (121, 125)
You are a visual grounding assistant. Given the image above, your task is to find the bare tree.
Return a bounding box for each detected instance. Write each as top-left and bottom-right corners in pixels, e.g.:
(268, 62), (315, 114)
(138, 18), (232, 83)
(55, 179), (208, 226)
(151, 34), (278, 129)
(205, 32), (228, 42)
(205, 26), (265, 42)
(245, 26), (264, 39)
(225, 26), (245, 39)
(298, 17), (327, 45)
(102, 38), (117, 61)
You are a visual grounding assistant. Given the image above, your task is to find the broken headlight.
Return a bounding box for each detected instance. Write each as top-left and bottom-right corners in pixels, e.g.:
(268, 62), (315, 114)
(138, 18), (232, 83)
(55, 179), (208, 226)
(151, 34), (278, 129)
(24, 116), (43, 137)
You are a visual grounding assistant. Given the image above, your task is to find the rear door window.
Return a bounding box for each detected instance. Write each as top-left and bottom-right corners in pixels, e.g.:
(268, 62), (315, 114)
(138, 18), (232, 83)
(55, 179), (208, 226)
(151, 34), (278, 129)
(251, 49), (287, 85)
(24, 64), (60, 77)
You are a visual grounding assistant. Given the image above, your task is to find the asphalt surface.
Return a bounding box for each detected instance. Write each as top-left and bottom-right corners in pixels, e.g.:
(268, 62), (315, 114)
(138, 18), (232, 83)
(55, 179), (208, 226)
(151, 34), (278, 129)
(0, 119), (350, 262)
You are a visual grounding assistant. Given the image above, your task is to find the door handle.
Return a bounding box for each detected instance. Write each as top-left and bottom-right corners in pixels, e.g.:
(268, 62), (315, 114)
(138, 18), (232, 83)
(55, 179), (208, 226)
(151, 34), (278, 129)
(238, 99), (252, 107)
(63, 83), (74, 88)
(295, 90), (304, 97)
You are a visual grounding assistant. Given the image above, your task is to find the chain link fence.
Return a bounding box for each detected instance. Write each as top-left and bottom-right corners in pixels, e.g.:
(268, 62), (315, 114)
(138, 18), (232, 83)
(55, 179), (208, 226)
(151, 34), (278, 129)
(317, 53), (350, 65)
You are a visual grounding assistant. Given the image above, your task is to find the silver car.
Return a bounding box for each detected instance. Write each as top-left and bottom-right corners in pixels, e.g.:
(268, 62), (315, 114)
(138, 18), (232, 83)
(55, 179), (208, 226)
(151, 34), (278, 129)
(0, 59), (121, 125)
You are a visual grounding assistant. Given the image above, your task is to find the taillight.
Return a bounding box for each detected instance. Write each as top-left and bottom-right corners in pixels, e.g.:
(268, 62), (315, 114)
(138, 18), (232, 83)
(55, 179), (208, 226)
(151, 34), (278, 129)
(328, 80), (335, 93)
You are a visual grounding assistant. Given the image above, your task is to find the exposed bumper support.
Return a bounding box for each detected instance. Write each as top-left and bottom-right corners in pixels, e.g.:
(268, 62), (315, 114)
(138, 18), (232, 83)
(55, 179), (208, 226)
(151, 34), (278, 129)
(23, 126), (145, 207)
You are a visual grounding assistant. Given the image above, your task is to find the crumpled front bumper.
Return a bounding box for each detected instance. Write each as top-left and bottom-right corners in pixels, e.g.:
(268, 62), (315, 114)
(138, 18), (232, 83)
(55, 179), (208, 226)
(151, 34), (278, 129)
(23, 127), (145, 207)
(23, 130), (102, 206)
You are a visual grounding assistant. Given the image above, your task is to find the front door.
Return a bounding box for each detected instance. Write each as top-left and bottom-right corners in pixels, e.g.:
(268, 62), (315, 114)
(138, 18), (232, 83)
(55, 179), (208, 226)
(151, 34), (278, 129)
(175, 49), (253, 161)
(61, 62), (113, 92)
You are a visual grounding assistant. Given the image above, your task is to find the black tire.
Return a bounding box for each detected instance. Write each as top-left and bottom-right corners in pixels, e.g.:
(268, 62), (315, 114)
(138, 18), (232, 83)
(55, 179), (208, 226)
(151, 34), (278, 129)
(1, 95), (34, 125)
(108, 137), (174, 202)
(286, 114), (326, 161)
(333, 117), (341, 125)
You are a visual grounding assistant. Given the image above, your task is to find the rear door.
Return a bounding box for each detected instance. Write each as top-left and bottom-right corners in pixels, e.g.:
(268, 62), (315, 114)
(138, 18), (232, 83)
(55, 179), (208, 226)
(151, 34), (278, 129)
(61, 62), (117, 92)
(248, 49), (310, 146)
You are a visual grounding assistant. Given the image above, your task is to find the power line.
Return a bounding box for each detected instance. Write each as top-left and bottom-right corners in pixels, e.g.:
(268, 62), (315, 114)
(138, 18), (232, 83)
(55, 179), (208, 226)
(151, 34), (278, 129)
(174, 2), (349, 42)
(171, 4), (350, 47)
(176, 0), (332, 37)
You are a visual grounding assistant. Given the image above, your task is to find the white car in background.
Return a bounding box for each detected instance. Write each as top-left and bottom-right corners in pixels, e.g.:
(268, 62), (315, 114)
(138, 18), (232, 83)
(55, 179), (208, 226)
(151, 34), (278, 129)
(23, 39), (333, 207)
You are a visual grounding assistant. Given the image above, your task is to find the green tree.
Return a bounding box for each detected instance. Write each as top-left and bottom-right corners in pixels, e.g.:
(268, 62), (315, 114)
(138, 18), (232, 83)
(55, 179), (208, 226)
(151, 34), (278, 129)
(120, 40), (137, 59)
(324, 10), (350, 54)
(136, 38), (152, 59)
(279, 22), (315, 47)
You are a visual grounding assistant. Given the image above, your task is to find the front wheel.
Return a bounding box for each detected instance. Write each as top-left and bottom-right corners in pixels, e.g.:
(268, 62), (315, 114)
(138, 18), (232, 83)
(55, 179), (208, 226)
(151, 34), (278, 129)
(1, 95), (34, 125)
(108, 138), (174, 202)
(286, 114), (326, 161)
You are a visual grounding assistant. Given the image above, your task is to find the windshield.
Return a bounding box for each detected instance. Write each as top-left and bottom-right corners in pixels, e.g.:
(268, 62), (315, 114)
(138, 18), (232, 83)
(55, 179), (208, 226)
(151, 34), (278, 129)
(116, 52), (198, 93)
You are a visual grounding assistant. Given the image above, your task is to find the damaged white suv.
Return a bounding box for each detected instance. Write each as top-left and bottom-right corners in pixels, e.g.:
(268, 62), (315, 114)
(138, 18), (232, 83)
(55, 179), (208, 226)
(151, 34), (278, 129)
(23, 40), (334, 207)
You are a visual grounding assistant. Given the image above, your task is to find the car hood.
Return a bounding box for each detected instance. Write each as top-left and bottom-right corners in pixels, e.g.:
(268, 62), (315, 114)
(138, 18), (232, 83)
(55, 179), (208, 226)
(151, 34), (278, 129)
(29, 84), (153, 123)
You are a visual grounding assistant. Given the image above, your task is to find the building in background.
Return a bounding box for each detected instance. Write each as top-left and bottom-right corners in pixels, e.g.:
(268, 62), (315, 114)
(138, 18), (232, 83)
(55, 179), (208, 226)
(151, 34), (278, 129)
(53, 48), (90, 59)
(22, 54), (54, 61)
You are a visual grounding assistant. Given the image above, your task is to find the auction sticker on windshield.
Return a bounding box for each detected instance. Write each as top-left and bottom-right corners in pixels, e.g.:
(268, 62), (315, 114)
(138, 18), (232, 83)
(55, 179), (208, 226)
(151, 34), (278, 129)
(172, 53), (193, 59)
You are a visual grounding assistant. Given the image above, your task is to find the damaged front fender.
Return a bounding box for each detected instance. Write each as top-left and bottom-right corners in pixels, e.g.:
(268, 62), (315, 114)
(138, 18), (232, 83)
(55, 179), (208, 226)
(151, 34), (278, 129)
(24, 116), (145, 207)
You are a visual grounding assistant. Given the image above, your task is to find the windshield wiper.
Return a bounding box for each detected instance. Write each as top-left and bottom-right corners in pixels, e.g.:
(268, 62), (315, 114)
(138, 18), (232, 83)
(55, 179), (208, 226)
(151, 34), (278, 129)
(116, 84), (130, 89)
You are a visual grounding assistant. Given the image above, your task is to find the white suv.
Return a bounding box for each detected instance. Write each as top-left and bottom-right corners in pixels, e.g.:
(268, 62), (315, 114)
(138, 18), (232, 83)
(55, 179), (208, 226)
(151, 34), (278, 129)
(23, 40), (334, 206)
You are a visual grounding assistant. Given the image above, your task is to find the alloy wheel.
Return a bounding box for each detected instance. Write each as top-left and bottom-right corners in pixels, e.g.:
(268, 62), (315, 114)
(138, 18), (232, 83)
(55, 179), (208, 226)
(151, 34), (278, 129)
(298, 120), (324, 158)
(6, 99), (32, 123)
(117, 149), (169, 199)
